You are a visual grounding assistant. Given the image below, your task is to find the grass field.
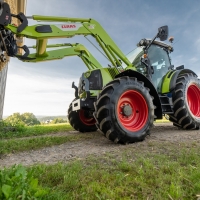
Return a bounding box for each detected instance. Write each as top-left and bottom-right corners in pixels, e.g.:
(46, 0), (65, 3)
(0, 123), (74, 139)
(1, 142), (200, 199)
(30, 144), (200, 199)
(0, 123), (101, 154)
(0, 132), (101, 155)
(1, 122), (200, 199)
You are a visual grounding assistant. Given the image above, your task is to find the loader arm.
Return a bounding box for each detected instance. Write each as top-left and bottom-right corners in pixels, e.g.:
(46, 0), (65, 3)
(0, 2), (134, 70)
(28, 43), (103, 70)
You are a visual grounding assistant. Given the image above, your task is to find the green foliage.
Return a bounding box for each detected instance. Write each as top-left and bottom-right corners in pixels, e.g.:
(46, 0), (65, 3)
(0, 120), (26, 134)
(51, 118), (66, 124)
(0, 120), (11, 132)
(5, 112), (40, 126)
(21, 113), (41, 126)
(0, 165), (47, 199)
(1, 123), (73, 139)
(4, 113), (23, 126)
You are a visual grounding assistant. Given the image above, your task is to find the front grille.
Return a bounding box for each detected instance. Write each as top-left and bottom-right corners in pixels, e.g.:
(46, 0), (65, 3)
(107, 68), (118, 79)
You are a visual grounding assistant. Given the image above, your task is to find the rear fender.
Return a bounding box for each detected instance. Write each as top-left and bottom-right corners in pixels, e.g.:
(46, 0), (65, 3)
(115, 69), (162, 119)
(169, 69), (197, 91)
(160, 69), (197, 93)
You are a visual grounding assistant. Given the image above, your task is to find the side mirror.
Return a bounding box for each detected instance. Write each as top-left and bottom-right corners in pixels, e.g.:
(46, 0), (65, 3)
(158, 26), (168, 41)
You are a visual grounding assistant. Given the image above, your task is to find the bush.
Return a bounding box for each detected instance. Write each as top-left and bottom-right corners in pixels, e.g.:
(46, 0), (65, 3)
(0, 120), (26, 133)
(5, 113), (40, 126)
(0, 165), (47, 199)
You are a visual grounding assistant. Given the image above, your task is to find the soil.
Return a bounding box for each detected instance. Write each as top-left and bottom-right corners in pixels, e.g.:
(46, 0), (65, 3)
(0, 122), (200, 168)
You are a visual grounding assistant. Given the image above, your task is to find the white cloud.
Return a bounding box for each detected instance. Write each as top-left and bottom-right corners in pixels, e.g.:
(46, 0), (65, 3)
(4, 70), (77, 116)
(188, 57), (199, 64)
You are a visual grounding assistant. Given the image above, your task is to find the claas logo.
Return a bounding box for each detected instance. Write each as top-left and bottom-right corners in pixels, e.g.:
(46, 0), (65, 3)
(61, 24), (76, 28)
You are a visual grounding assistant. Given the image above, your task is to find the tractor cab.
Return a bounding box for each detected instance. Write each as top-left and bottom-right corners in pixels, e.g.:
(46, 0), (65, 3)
(126, 40), (173, 89)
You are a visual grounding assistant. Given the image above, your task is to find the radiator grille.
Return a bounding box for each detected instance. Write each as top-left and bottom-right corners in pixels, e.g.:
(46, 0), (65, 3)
(107, 68), (118, 79)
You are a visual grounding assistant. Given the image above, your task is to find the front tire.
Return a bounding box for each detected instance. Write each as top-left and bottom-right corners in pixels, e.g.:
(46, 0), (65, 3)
(94, 77), (155, 144)
(170, 73), (200, 129)
(68, 101), (97, 132)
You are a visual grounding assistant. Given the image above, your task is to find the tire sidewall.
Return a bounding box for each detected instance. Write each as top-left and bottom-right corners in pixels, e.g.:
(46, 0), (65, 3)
(68, 100), (97, 132)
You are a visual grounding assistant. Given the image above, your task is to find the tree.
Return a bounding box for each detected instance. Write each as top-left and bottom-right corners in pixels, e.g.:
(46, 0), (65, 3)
(51, 118), (66, 124)
(21, 113), (40, 126)
(5, 112), (24, 126)
(5, 112), (40, 126)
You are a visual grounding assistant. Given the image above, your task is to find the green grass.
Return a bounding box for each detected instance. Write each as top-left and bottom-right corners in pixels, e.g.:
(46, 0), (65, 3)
(0, 123), (74, 139)
(24, 142), (200, 200)
(0, 133), (100, 155)
(1, 123), (200, 199)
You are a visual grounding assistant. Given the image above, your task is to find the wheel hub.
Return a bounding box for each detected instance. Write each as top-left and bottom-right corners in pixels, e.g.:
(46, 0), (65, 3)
(122, 105), (132, 117)
(117, 90), (148, 132)
(79, 109), (96, 126)
(187, 84), (200, 117)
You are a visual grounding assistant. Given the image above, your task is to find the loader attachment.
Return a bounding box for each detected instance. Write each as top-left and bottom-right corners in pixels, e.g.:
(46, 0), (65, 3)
(0, 2), (11, 26)
(0, 2), (29, 61)
(0, 1), (134, 70)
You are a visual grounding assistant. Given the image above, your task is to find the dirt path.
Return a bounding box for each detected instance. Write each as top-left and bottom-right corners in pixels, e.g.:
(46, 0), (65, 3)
(0, 123), (200, 168)
(2, 130), (79, 141)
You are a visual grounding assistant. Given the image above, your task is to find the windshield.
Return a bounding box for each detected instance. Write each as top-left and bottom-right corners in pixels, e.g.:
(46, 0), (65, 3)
(125, 47), (147, 75)
(126, 44), (171, 88)
(149, 45), (171, 87)
(126, 47), (143, 63)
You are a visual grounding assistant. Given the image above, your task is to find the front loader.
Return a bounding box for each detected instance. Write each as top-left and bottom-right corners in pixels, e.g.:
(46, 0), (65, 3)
(0, 2), (199, 144)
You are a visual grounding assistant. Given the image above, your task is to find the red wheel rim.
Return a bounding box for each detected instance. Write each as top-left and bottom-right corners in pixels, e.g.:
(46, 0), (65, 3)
(79, 109), (96, 126)
(117, 90), (148, 131)
(187, 84), (200, 117)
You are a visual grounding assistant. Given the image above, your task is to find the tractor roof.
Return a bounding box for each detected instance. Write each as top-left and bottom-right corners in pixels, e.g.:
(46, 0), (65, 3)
(147, 39), (173, 52)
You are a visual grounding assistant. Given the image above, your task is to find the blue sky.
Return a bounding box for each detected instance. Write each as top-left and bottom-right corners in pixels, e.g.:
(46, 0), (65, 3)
(3, 0), (200, 116)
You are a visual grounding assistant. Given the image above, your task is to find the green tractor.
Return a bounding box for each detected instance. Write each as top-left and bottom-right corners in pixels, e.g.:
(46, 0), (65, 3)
(0, 2), (200, 144)
(69, 32), (200, 144)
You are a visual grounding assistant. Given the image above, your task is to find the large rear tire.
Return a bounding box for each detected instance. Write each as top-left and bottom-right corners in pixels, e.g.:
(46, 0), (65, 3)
(68, 101), (97, 132)
(170, 73), (200, 129)
(94, 77), (155, 144)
